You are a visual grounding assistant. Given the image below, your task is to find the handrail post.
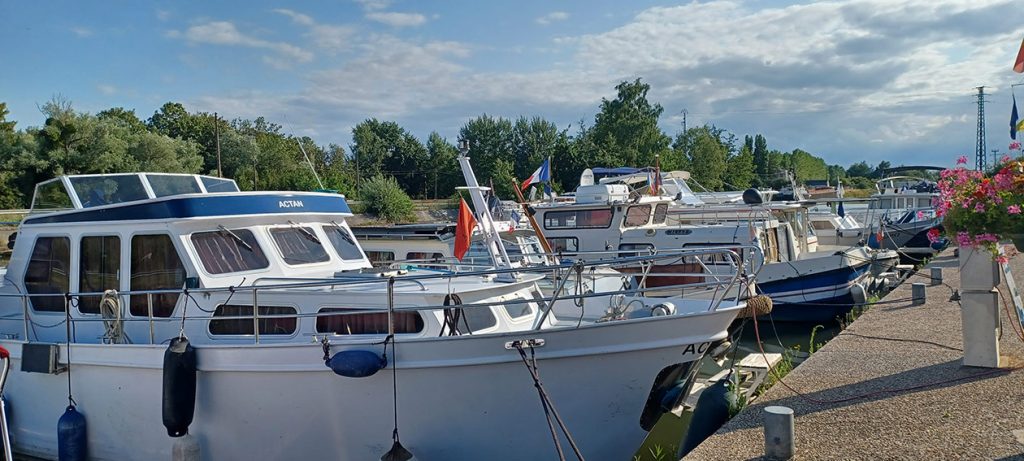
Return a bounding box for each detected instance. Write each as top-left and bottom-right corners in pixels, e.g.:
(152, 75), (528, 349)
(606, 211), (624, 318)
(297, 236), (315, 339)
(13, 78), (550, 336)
(21, 296), (29, 341)
(147, 293), (155, 344)
(253, 288), (260, 344)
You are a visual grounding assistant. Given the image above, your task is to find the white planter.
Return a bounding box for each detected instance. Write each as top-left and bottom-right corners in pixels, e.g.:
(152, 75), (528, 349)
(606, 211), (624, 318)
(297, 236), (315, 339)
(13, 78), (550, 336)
(958, 246), (1001, 368)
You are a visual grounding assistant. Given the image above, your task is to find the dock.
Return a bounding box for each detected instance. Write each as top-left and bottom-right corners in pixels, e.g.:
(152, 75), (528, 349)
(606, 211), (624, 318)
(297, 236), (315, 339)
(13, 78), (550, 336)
(685, 249), (1024, 460)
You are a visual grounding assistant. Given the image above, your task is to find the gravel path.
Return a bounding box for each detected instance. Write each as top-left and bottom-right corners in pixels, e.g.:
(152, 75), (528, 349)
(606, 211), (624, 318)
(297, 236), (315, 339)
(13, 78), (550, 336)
(684, 249), (1024, 461)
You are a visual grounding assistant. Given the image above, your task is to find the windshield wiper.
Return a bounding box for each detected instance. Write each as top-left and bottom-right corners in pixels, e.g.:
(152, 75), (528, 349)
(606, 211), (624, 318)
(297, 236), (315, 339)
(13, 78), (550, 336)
(288, 220), (321, 244)
(217, 225), (254, 252)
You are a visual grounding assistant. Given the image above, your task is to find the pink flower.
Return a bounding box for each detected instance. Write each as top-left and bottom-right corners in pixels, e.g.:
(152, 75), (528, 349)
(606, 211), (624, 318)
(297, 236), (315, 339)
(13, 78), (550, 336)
(956, 232), (974, 247)
(996, 255), (1009, 264)
(1009, 205), (1022, 214)
(927, 228), (942, 243)
(956, 155), (968, 165)
(974, 202), (985, 212)
(1010, 141), (1022, 150)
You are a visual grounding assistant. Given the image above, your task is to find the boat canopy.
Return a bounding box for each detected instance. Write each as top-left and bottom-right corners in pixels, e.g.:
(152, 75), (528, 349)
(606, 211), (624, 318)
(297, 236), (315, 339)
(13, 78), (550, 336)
(30, 173), (240, 213)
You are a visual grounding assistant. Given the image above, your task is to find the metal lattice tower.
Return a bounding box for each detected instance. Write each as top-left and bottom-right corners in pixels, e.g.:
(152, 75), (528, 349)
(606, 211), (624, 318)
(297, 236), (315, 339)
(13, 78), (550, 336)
(975, 86), (987, 172)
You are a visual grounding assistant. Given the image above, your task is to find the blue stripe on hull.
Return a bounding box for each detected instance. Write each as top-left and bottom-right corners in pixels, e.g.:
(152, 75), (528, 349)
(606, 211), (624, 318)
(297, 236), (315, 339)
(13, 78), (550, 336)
(23, 193), (351, 225)
(759, 264), (868, 323)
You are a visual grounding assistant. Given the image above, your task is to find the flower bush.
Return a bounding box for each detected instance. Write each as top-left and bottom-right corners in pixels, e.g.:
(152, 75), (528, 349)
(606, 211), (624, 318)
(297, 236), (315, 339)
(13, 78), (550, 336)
(934, 154), (1024, 262)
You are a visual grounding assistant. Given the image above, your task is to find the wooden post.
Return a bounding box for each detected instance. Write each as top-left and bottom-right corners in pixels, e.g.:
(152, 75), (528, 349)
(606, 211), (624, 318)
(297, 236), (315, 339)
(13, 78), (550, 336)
(510, 179), (554, 263)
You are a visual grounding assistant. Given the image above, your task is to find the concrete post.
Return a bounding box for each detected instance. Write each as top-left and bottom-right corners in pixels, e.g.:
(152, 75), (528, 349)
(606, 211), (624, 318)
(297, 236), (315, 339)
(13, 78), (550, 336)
(764, 406), (795, 460)
(930, 267), (942, 285)
(957, 247), (1001, 368)
(911, 283), (926, 305)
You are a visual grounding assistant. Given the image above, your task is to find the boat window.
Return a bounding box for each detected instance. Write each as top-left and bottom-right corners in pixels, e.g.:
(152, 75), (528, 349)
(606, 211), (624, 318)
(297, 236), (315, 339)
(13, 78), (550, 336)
(879, 198), (892, 209)
(70, 176), (148, 208)
(917, 198), (932, 208)
(31, 181), (74, 211)
(147, 175), (202, 197)
(209, 305), (297, 335)
(652, 203), (668, 224)
(503, 297), (536, 320)
(365, 251), (395, 265)
(463, 306), (497, 331)
(548, 237), (578, 252)
(543, 208), (613, 229)
(270, 227), (330, 265)
(24, 236), (70, 312)
(316, 308), (424, 335)
(130, 234), (185, 317)
(191, 229), (269, 274)
(201, 176), (240, 193)
(618, 243), (655, 258)
(78, 235), (120, 314)
(406, 252), (444, 261)
(322, 225), (366, 261)
(624, 205), (652, 227)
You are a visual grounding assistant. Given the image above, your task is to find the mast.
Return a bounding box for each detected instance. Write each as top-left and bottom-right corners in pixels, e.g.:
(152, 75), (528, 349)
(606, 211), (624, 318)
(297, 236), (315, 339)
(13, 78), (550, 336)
(455, 141), (514, 270)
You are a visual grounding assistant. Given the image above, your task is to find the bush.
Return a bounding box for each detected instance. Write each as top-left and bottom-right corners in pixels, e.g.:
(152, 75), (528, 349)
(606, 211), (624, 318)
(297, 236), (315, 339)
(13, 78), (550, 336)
(360, 175), (415, 223)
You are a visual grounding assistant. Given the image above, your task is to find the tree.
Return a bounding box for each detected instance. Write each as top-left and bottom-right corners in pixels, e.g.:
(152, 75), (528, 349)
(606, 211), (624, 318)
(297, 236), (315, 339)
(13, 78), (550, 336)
(590, 78), (671, 168)
(873, 160), (892, 178)
(349, 119), (429, 198)
(789, 149), (827, 182)
(459, 114), (514, 190)
(726, 144), (756, 189)
(98, 107), (147, 134)
(686, 125), (729, 190)
(846, 161), (872, 178)
(360, 175), (415, 223)
(0, 102), (15, 134)
(753, 134), (769, 177)
(827, 164), (847, 184)
(512, 116), (560, 180)
(426, 132), (459, 199)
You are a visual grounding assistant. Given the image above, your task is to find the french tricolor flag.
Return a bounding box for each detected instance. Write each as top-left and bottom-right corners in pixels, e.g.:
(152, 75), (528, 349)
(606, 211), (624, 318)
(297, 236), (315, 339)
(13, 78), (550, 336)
(520, 158), (551, 190)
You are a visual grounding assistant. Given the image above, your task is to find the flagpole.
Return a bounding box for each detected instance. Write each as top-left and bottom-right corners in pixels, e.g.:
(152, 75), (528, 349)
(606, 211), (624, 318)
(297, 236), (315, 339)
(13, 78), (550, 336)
(511, 178), (555, 264)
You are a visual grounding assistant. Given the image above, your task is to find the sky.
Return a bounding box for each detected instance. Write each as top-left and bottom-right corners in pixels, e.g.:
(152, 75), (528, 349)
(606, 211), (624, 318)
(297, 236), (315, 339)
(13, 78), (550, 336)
(2, 0), (1023, 169)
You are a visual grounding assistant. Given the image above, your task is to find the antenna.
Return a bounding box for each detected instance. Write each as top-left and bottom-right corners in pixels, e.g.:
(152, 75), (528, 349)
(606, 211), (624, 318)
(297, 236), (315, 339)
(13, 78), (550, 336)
(296, 139), (326, 190)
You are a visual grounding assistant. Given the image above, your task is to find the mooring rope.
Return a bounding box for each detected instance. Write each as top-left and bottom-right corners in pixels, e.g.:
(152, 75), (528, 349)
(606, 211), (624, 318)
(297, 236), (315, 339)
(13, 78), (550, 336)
(513, 342), (585, 461)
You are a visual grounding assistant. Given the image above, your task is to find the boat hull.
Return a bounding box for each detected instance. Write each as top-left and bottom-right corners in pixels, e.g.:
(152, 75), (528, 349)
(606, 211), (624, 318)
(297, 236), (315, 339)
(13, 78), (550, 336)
(0, 306), (740, 461)
(755, 249), (879, 323)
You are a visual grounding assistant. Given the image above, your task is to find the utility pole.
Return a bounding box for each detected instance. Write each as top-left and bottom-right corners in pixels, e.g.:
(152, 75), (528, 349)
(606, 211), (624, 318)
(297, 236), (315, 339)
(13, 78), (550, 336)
(214, 112), (222, 178)
(975, 86), (988, 172)
(991, 148), (1000, 167)
(212, 112), (221, 177)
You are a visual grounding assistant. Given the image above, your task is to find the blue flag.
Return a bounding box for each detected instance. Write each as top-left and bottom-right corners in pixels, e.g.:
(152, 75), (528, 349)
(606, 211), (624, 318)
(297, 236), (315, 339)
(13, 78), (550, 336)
(1012, 94), (1019, 141)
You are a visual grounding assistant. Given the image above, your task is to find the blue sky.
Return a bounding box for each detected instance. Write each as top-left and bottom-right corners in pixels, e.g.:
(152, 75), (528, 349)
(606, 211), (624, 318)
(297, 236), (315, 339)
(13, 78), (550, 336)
(2, 0), (1023, 169)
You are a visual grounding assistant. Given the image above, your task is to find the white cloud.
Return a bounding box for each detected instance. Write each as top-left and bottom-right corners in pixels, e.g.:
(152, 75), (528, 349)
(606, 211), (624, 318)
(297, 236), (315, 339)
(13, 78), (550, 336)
(536, 11), (569, 25)
(366, 12), (427, 27)
(354, 0), (391, 11)
(71, 27), (93, 37)
(96, 84), (117, 95)
(156, 10), (171, 21)
(178, 21), (313, 67)
(185, 0), (1022, 166)
(273, 8), (315, 26)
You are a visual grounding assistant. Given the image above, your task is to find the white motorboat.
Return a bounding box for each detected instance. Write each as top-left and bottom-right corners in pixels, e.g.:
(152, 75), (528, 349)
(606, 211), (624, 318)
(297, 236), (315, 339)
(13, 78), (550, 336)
(0, 172), (746, 460)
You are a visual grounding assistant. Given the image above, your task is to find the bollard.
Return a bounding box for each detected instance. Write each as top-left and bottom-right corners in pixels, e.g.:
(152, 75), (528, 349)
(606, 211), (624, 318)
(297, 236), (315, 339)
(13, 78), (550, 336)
(911, 283), (926, 305)
(764, 406), (794, 460)
(930, 267), (942, 286)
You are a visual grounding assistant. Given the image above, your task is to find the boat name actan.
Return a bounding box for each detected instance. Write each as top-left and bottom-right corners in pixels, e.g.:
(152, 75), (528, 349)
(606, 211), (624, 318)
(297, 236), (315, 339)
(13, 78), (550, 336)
(279, 200), (304, 208)
(682, 341), (712, 356)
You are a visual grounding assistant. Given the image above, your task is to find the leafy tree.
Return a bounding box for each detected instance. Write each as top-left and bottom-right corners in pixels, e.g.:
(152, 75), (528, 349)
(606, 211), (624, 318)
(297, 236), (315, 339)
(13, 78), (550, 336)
(459, 114), (514, 188)
(753, 134), (769, 177)
(512, 116), (560, 181)
(846, 161), (872, 178)
(790, 149), (827, 182)
(349, 119), (429, 198)
(98, 107), (147, 134)
(360, 175), (415, 222)
(726, 144), (756, 189)
(426, 132), (460, 199)
(0, 102), (15, 134)
(873, 160), (892, 178)
(827, 164), (847, 184)
(590, 78), (671, 168)
(686, 125), (729, 190)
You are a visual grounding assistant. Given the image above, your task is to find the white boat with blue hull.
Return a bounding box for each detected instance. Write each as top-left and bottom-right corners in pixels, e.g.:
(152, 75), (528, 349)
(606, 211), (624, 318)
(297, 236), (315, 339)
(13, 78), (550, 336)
(0, 173), (746, 460)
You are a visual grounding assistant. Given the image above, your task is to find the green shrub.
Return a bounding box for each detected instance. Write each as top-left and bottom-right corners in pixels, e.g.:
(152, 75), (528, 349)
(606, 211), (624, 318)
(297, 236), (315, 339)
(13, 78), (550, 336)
(360, 175), (415, 222)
